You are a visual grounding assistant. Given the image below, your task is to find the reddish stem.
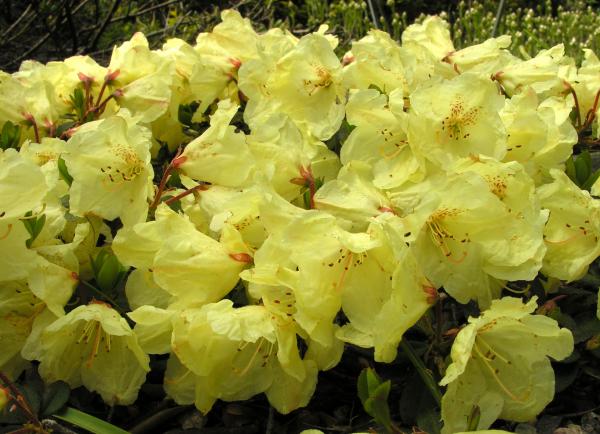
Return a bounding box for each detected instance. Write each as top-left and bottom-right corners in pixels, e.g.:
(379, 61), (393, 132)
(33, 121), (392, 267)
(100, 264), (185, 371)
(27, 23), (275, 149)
(23, 113), (40, 143)
(0, 372), (42, 428)
(300, 166), (316, 209)
(95, 70), (118, 108)
(149, 147), (184, 211)
(564, 81), (582, 130)
(44, 120), (56, 138)
(163, 184), (208, 206)
(83, 90), (121, 120)
(581, 88), (600, 133)
(583, 89), (600, 129)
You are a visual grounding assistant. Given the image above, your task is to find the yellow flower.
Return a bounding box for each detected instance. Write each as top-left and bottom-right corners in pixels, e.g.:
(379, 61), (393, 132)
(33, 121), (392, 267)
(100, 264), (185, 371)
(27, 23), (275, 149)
(37, 302), (149, 405)
(537, 169), (600, 281)
(440, 297), (573, 434)
(407, 73), (506, 169)
(64, 112), (154, 226)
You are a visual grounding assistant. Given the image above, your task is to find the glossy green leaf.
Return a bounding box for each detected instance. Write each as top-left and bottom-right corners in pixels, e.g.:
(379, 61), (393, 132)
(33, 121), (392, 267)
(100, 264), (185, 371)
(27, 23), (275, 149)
(70, 87), (86, 121)
(58, 157), (73, 186)
(582, 168), (600, 192)
(565, 156), (577, 184)
(92, 250), (127, 293)
(574, 151), (592, 186)
(54, 407), (129, 434)
(41, 381), (70, 417)
(357, 368), (394, 433)
(0, 121), (20, 150)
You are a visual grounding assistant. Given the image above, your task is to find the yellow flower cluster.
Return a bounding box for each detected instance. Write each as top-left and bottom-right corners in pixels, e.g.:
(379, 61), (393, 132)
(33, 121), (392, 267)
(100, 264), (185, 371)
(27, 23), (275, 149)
(0, 9), (597, 431)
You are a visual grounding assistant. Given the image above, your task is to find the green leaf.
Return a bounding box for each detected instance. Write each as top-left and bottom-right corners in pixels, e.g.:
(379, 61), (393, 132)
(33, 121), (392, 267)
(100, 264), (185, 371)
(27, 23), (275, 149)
(58, 157), (73, 186)
(565, 156), (577, 184)
(574, 151), (592, 186)
(22, 212), (46, 248)
(302, 188), (311, 210)
(583, 364), (600, 380)
(28, 214), (45, 248)
(55, 121), (76, 138)
(54, 407), (129, 434)
(572, 314), (600, 343)
(357, 368), (373, 405)
(416, 405), (441, 434)
(554, 363), (579, 393)
(364, 381), (393, 431)
(92, 250), (127, 293)
(399, 371), (441, 433)
(178, 101), (200, 127)
(357, 368), (394, 433)
(400, 340), (442, 405)
(582, 168), (600, 192)
(0, 121), (21, 150)
(21, 384), (41, 417)
(41, 381), (70, 417)
(69, 87), (86, 121)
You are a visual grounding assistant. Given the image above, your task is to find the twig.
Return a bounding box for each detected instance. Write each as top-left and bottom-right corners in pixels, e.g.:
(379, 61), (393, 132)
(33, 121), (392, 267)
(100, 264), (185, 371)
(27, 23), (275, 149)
(2, 0), (91, 68)
(149, 147), (184, 211)
(78, 0), (181, 34)
(64, 0), (79, 54)
(0, 3), (32, 40)
(0, 371), (44, 429)
(86, 0), (121, 53)
(492, 0), (506, 37)
(163, 184), (208, 206)
(564, 82), (582, 130)
(2, 8), (41, 45)
(580, 89), (600, 133)
(170, 9), (192, 37)
(366, 0), (379, 29)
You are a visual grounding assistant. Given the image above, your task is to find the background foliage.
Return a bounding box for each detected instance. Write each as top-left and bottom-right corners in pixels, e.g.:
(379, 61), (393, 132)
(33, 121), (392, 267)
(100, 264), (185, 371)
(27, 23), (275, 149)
(1, 0), (600, 71)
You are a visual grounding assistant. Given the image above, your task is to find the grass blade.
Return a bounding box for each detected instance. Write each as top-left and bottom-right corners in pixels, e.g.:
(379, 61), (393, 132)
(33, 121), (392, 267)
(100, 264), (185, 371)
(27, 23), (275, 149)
(53, 407), (129, 434)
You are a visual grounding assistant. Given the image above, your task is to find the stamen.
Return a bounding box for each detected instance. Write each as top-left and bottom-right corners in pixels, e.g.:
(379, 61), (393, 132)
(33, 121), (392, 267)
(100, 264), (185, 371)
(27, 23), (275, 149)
(237, 339), (264, 377)
(164, 366), (192, 385)
(544, 232), (586, 244)
(77, 321), (96, 344)
(502, 283), (530, 295)
(86, 322), (102, 367)
(378, 141), (407, 160)
(426, 219), (467, 264)
(334, 252), (353, 292)
(476, 336), (509, 364)
(473, 342), (523, 402)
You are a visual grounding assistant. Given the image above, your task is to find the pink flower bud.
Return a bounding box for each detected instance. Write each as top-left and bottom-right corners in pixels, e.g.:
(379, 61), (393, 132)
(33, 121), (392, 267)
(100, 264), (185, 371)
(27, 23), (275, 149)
(228, 57), (242, 69)
(229, 253), (253, 263)
(77, 72), (94, 84)
(172, 155), (187, 168)
(104, 69), (121, 83)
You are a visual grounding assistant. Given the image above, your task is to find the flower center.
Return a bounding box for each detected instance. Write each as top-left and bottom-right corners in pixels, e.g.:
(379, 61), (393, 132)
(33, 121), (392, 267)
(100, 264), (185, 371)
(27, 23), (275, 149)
(441, 98), (480, 141)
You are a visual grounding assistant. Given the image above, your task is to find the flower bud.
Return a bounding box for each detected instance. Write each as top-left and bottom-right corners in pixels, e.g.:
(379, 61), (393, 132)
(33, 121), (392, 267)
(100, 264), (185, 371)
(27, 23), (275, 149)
(92, 250), (127, 293)
(104, 69), (121, 83)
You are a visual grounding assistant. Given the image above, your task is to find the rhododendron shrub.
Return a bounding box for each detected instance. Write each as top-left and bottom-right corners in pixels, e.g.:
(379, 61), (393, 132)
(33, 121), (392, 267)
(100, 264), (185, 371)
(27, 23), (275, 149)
(1, 10), (599, 433)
